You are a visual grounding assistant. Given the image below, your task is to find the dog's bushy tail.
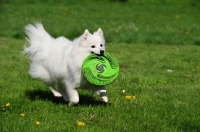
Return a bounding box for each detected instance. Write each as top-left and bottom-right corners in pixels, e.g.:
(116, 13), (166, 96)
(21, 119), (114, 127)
(22, 22), (53, 57)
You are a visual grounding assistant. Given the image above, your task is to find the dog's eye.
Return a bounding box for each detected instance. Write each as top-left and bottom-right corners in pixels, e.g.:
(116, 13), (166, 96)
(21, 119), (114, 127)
(91, 45), (95, 48)
(100, 44), (103, 47)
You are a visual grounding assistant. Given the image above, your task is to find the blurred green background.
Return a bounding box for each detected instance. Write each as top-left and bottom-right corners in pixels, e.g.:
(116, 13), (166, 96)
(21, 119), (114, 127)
(0, 0), (200, 45)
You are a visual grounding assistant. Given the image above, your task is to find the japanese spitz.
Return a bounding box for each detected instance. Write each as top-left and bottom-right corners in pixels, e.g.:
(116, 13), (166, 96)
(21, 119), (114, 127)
(23, 23), (107, 106)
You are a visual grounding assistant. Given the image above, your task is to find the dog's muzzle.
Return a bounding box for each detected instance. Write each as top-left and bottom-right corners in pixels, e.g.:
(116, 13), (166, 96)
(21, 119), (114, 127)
(91, 50), (104, 56)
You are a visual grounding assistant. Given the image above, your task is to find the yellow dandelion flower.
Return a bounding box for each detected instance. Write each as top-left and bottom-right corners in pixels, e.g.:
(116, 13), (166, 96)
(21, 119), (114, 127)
(77, 121), (85, 126)
(6, 103), (10, 107)
(125, 96), (136, 99)
(36, 121), (41, 125)
(21, 113), (25, 117)
(125, 95), (132, 99)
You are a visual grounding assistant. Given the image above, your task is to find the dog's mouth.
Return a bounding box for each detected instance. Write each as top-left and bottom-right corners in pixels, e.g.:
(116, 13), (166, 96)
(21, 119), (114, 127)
(91, 51), (104, 56)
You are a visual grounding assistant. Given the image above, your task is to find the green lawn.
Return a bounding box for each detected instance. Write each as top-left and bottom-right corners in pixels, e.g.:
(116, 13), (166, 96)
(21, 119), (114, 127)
(0, 0), (200, 132)
(1, 0), (200, 45)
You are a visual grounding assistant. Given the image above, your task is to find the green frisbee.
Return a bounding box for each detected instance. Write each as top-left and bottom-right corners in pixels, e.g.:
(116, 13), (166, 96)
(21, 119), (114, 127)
(82, 52), (119, 85)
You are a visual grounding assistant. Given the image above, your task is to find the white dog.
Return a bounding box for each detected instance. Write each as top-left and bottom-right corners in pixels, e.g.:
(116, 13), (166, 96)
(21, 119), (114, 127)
(23, 23), (108, 106)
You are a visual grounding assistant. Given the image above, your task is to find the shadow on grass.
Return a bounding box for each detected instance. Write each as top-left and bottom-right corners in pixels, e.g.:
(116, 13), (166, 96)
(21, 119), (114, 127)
(25, 89), (108, 106)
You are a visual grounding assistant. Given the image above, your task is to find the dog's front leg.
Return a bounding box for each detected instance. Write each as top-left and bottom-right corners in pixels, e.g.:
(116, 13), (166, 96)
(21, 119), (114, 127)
(99, 86), (108, 103)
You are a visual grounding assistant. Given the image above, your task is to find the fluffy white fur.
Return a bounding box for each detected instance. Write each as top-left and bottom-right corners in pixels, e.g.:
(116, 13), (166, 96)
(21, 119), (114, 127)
(23, 23), (108, 106)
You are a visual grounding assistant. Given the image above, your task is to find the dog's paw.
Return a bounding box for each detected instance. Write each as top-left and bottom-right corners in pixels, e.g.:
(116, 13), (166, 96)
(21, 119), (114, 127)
(68, 101), (79, 106)
(53, 93), (62, 97)
(101, 96), (108, 103)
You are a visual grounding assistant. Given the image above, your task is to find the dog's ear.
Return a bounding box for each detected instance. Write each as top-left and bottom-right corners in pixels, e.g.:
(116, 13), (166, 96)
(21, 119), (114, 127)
(96, 28), (103, 36)
(82, 29), (91, 40)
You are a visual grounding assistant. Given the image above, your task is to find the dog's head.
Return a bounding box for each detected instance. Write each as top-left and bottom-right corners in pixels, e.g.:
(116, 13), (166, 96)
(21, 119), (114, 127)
(81, 28), (105, 56)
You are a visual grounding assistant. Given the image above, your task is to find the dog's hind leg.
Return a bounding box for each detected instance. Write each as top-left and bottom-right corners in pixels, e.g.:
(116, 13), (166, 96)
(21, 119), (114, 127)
(67, 88), (79, 106)
(63, 83), (79, 106)
(58, 83), (69, 102)
(45, 83), (62, 97)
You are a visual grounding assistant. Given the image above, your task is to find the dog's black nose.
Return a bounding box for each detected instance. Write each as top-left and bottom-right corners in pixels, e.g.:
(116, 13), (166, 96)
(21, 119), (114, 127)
(100, 50), (104, 55)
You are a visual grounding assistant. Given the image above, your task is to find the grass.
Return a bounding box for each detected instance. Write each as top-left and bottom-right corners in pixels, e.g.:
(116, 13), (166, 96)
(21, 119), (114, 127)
(1, 0), (200, 45)
(0, 0), (200, 132)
